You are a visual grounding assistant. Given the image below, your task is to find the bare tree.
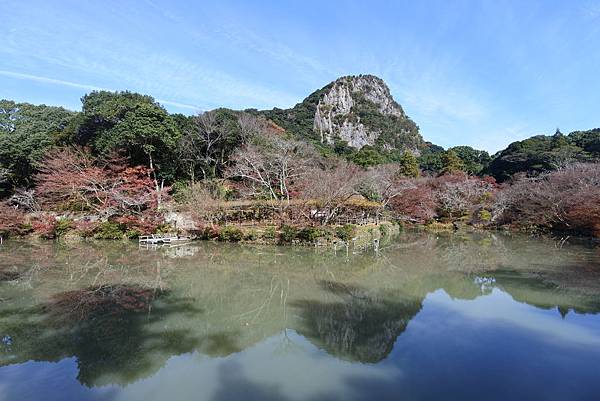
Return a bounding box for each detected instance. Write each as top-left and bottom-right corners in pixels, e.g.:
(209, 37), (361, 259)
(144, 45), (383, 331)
(226, 134), (316, 202)
(435, 175), (492, 218)
(494, 163), (600, 234)
(364, 164), (417, 208)
(9, 188), (40, 212)
(299, 161), (365, 224)
(238, 112), (268, 143)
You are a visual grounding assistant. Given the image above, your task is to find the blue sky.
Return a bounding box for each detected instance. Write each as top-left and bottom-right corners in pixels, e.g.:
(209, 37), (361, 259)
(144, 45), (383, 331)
(1, 0), (599, 152)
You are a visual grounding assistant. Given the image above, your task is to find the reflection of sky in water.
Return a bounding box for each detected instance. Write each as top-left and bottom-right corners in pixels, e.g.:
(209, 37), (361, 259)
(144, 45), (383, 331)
(1, 287), (600, 401)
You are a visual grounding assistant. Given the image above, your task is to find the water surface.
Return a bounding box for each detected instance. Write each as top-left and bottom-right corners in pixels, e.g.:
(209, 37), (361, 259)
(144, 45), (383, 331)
(1, 231), (599, 401)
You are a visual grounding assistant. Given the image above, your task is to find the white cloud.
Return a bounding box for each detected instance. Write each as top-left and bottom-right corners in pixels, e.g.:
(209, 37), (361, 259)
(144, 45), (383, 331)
(0, 69), (202, 112)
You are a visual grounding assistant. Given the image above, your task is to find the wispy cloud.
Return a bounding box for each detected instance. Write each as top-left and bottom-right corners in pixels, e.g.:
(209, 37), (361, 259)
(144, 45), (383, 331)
(0, 69), (202, 112)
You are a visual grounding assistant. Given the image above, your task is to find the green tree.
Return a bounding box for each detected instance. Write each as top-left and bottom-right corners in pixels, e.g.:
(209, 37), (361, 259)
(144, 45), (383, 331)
(449, 146), (491, 175)
(485, 128), (600, 181)
(397, 151), (420, 177)
(0, 100), (76, 189)
(177, 108), (246, 181)
(441, 149), (464, 175)
(418, 143), (445, 173)
(351, 146), (386, 167)
(72, 91), (180, 182)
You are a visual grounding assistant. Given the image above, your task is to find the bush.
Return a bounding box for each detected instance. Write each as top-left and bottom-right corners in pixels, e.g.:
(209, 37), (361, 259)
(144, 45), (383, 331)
(263, 226), (277, 239)
(0, 203), (26, 237)
(245, 229), (258, 241)
(125, 229), (142, 239)
(495, 163), (600, 236)
(297, 226), (329, 242)
(74, 220), (98, 238)
(55, 218), (74, 237)
(279, 224), (299, 243)
(478, 209), (492, 222)
(379, 224), (389, 237)
(94, 221), (126, 240)
(31, 214), (57, 239)
(218, 226), (244, 242)
(388, 180), (437, 223)
(114, 214), (163, 236)
(336, 224), (356, 241)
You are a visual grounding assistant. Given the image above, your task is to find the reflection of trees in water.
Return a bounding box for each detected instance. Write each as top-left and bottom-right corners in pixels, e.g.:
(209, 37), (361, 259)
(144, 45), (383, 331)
(293, 280), (422, 363)
(1, 233), (599, 388)
(0, 283), (242, 387)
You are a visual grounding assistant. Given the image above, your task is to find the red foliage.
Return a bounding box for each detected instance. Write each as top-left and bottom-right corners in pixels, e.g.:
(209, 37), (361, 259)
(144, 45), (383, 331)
(74, 219), (99, 238)
(496, 163), (600, 236)
(388, 174), (495, 223)
(31, 214), (57, 239)
(0, 202), (26, 236)
(388, 181), (437, 223)
(36, 147), (168, 218)
(114, 212), (163, 235)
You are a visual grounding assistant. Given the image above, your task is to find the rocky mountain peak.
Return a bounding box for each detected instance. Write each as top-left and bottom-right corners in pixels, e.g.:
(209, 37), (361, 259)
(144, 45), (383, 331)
(313, 75), (420, 151)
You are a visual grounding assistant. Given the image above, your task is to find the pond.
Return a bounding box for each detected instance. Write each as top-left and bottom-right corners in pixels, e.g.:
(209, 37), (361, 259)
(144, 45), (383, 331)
(1, 231), (599, 401)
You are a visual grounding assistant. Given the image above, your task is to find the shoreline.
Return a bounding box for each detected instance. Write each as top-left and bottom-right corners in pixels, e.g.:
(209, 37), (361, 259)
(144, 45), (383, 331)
(2, 220), (598, 248)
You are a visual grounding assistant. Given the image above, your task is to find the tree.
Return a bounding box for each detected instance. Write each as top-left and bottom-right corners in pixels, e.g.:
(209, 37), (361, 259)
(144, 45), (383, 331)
(440, 150), (464, 175)
(418, 143), (445, 174)
(485, 129), (600, 181)
(35, 147), (165, 218)
(72, 91), (180, 191)
(226, 133), (316, 201)
(0, 167), (9, 196)
(494, 163), (600, 236)
(433, 175), (493, 218)
(449, 146), (491, 175)
(397, 151), (420, 177)
(177, 109), (259, 182)
(299, 161), (364, 224)
(351, 146), (386, 167)
(0, 100), (76, 187)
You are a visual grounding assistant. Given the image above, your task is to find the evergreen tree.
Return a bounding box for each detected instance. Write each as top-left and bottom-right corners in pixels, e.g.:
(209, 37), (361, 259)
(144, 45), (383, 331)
(441, 149), (464, 175)
(397, 151), (420, 177)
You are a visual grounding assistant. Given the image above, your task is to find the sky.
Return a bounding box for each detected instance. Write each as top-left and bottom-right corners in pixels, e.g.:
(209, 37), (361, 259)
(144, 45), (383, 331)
(1, 0), (599, 153)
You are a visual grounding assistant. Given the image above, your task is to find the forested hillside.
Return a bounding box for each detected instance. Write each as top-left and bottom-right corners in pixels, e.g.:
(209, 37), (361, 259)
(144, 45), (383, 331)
(1, 75), (599, 239)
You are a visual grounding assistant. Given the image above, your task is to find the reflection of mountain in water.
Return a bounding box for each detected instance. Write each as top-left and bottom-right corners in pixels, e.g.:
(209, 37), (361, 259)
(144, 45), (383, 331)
(292, 281), (422, 363)
(0, 231), (599, 387)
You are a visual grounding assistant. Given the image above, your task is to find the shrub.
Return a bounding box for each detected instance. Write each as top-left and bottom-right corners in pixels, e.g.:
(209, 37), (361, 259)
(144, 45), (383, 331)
(388, 180), (437, 223)
(379, 224), (389, 237)
(32, 214), (57, 239)
(55, 218), (74, 237)
(279, 224), (299, 243)
(125, 229), (142, 239)
(0, 203), (26, 237)
(495, 163), (600, 236)
(245, 229), (258, 241)
(263, 226), (277, 239)
(74, 220), (98, 238)
(218, 226), (244, 242)
(94, 221), (126, 240)
(336, 224), (356, 241)
(478, 209), (492, 222)
(297, 226), (329, 242)
(114, 213), (164, 236)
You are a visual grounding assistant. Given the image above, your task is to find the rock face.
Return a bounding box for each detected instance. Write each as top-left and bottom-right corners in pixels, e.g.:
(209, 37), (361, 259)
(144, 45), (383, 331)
(312, 75), (421, 151)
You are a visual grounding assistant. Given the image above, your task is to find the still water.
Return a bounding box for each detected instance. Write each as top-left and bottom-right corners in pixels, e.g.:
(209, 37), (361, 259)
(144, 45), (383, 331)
(1, 231), (599, 401)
